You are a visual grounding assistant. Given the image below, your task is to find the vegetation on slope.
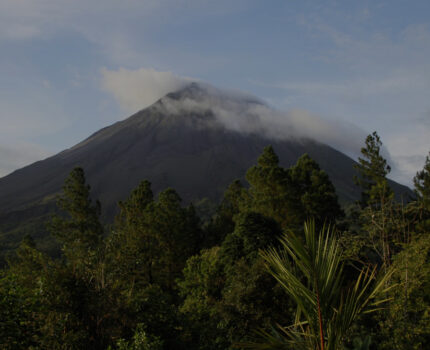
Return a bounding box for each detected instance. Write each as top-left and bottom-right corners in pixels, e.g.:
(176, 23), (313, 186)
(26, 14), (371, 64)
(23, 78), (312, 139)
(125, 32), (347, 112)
(0, 132), (429, 349)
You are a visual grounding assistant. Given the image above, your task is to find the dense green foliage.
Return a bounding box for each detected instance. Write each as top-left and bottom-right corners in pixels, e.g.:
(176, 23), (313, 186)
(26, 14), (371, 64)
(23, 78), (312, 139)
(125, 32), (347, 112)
(0, 138), (429, 349)
(241, 222), (394, 350)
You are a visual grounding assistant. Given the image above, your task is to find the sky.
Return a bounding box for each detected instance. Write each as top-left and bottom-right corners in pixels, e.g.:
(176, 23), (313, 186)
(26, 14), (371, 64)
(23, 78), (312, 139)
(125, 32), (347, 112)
(0, 0), (429, 187)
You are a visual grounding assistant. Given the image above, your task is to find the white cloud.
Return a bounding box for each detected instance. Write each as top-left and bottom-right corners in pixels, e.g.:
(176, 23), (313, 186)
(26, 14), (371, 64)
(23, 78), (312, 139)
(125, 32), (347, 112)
(155, 82), (367, 158)
(0, 0), (427, 189)
(100, 67), (192, 113)
(100, 69), (367, 159)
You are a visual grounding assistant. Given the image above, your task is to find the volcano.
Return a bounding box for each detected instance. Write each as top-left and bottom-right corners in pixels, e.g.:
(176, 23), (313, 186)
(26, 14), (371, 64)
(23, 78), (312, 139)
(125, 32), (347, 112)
(0, 82), (412, 254)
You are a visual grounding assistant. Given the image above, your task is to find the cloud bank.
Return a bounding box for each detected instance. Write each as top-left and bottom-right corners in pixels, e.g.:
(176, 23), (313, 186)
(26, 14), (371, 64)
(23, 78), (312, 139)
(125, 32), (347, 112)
(157, 84), (367, 159)
(101, 68), (191, 114)
(101, 68), (367, 159)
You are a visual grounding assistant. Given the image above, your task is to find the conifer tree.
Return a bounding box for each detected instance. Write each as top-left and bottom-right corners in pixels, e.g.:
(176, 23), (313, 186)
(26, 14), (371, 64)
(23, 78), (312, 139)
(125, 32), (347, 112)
(206, 179), (247, 246)
(354, 131), (393, 208)
(290, 154), (343, 225)
(111, 180), (156, 287)
(246, 146), (342, 229)
(46, 168), (113, 348)
(246, 146), (295, 228)
(413, 152), (430, 231)
(49, 167), (104, 273)
(354, 132), (395, 268)
(116, 180), (154, 229)
(148, 188), (201, 289)
(414, 153), (430, 202)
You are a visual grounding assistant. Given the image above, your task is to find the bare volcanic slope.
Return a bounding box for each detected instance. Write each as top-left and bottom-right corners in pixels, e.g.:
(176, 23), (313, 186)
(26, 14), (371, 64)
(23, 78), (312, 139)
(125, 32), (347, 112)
(0, 83), (411, 253)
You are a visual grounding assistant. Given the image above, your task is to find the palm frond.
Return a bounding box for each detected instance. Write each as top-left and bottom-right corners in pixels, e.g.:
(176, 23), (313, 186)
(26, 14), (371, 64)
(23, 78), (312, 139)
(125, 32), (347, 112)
(244, 220), (395, 350)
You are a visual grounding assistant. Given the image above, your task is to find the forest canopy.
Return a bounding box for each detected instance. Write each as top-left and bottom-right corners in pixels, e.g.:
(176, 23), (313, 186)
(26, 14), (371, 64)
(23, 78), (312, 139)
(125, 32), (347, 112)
(0, 132), (429, 349)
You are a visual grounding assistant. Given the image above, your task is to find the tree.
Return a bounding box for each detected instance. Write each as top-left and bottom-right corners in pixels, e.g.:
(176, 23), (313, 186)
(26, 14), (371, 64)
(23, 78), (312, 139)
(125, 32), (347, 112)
(354, 131), (393, 208)
(376, 234), (430, 349)
(413, 153), (430, 231)
(413, 152), (430, 204)
(47, 168), (115, 349)
(116, 180), (154, 228)
(246, 147), (342, 230)
(289, 154), (343, 226)
(370, 154), (430, 349)
(354, 132), (396, 268)
(110, 180), (156, 288)
(179, 212), (290, 350)
(220, 212), (282, 265)
(113, 324), (163, 350)
(206, 179), (247, 247)
(49, 167), (104, 273)
(178, 246), (227, 350)
(242, 221), (393, 350)
(147, 188), (201, 289)
(0, 272), (41, 349)
(108, 182), (194, 348)
(0, 236), (48, 349)
(246, 146), (296, 228)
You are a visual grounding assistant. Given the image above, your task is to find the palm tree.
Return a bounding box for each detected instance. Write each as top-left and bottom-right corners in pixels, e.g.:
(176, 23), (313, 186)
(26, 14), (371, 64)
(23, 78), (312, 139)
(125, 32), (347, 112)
(240, 221), (393, 350)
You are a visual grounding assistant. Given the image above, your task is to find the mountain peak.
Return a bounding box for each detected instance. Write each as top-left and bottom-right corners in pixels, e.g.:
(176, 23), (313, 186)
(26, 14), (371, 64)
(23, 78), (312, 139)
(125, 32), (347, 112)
(0, 80), (413, 255)
(164, 82), (208, 101)
(161, 81), (264, 107)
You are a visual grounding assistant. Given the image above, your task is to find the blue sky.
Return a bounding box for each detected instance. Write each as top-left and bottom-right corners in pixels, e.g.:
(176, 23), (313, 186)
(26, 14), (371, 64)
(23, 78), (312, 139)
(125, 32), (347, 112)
(0, 0), (429, 186)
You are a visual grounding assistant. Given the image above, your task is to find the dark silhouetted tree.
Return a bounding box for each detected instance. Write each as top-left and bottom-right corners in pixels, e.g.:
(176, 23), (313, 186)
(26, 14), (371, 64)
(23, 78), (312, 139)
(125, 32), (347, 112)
(49, 167), (104, 273)
(246, 146), (296, 228)
(354, 131), (393, 208)
(290, 154), (343, 226)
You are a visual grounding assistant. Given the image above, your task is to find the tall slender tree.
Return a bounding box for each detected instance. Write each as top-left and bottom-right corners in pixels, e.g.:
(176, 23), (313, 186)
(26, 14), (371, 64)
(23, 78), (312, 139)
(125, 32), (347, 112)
(47, 168), (112, 349)
(148, 188), (201, 289)
(354, 131), (393, 208)
(49, 167), (104, 270)
(413, 152), (430, 231)
(354, 132), (396, 268)
(110, 180), (156, 288)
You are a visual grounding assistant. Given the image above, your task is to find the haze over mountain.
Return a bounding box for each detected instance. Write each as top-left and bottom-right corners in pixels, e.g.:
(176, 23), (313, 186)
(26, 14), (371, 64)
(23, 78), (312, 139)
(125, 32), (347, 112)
(0, 82), (412, 254)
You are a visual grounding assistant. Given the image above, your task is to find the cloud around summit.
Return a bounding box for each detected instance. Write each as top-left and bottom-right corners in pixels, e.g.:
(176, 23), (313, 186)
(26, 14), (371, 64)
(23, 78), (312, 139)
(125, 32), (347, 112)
(101, 67), (368, 160)
(101, 68), (191, 114)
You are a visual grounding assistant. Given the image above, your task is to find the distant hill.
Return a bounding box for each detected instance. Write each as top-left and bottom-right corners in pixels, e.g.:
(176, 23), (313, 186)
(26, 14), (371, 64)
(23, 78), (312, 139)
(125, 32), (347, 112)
(0, 82), (412, 256)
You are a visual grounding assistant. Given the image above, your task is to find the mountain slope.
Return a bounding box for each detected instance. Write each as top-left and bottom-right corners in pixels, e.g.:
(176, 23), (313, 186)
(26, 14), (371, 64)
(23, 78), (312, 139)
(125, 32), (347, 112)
(0, 83), (412, 254)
